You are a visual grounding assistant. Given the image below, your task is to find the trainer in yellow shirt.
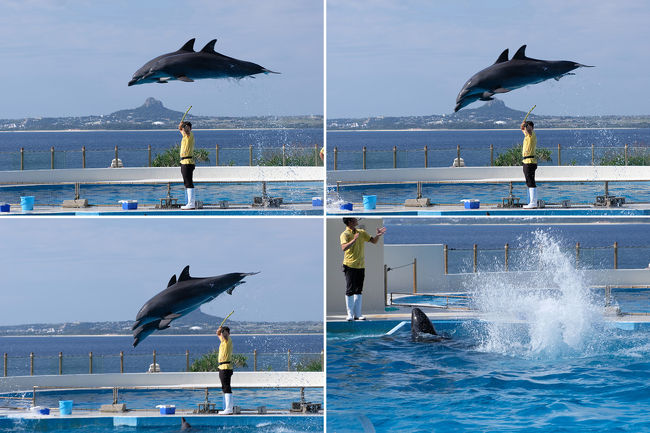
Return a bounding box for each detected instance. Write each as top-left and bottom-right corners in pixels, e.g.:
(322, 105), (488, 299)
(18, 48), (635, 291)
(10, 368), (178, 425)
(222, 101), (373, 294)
(340, 218), (386, 321)
(521, 120), (539, 209)
(216, 326), (234, 414)
(179, 121), (196, 209)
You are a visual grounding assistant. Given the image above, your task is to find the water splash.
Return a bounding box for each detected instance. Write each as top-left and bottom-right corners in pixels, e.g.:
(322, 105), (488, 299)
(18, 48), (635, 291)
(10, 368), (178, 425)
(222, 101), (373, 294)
(468, 230), (602, 358)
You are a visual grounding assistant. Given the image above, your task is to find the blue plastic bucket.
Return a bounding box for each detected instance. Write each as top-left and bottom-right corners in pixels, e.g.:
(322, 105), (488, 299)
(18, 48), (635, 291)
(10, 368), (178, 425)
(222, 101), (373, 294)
(59, 400), (73, 415)
(362, 195), (377, 210)
(20, 196), (34, 211)
(312, 197), (323, 207)
(0, 204), (9, 212)
(340, 202), (353, 211)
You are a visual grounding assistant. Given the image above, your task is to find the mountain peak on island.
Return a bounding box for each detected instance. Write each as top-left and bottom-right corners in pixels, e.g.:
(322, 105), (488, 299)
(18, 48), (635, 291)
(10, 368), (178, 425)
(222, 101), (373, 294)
(452, 98), (528, 118)
(110, 97), (184, 121)
(142, 97), (165, 109)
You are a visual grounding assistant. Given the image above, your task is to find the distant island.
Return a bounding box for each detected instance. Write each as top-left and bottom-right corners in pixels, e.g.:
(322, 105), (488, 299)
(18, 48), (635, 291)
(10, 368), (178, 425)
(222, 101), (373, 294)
(328, 99), (650, 130)
(0, 309), (323, 336)
(0, 97), (323, 131)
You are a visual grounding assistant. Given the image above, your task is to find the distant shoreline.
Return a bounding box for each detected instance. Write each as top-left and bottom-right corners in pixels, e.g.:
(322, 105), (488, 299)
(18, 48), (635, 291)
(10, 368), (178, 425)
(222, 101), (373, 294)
(327, 127), (646, 132)
(0, 127), (322, 133)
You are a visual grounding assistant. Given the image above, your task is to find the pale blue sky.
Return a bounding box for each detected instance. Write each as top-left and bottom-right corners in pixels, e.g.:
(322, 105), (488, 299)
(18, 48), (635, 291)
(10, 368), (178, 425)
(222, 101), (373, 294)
(0, 218), (323, 326)
(0, 0), (323, 118)
(328, 0), (650, 117)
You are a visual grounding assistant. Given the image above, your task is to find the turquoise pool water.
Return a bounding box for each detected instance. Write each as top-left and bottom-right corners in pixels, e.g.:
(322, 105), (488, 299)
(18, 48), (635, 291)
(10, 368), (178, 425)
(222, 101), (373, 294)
(327, 320), (650, 432)
(0, 182), (322, 207)
(328, 232), (650, 432)
(329, 181), (650, 206)
(0, 388), (323, 432)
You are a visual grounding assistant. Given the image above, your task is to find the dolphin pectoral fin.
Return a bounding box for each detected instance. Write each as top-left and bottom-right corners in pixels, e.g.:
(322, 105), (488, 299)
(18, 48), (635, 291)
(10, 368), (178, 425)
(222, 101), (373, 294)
(227, 287), (235, 295)
(493, 88), (510, 94)
(156, 78), (169, 84)
(158, 319), (173, 329)
(176, 75), (194, 83)
(163, 313), (182, 320)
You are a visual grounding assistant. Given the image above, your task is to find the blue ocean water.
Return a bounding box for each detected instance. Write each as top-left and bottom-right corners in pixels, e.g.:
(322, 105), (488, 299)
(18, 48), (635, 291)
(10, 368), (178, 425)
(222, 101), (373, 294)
(0, 335), (323, 376)
(379, 221), (650, 272)
(0, 129), (323, 170)
(327, 128), (650, 169)
(327, 321), (650, 433)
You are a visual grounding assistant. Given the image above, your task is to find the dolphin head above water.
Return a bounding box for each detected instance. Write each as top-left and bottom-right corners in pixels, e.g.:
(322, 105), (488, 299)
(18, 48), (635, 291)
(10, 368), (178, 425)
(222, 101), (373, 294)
(411, 307), (438, 339)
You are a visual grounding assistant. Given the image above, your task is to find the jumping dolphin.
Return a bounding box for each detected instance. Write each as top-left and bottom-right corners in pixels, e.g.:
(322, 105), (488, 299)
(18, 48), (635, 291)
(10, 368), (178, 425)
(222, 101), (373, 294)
(454, 45), (593, 112)
(128, 38), (277, 86)
(132, 265), (259, 347)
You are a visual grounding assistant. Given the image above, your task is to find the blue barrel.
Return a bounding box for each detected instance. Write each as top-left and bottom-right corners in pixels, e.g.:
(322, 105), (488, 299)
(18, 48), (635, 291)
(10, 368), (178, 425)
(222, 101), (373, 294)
(20, 196), (34, 211)
(362, 195), (377, 210)
(59, 400), (73, 415)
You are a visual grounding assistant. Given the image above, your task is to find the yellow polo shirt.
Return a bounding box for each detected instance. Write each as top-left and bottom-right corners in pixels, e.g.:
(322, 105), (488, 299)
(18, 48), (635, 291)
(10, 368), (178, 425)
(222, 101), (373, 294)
(340, 228), (372, 269)
(180, 132), (195, 165)
(218, 336), (233, 370)
(522, 130), (537, 164)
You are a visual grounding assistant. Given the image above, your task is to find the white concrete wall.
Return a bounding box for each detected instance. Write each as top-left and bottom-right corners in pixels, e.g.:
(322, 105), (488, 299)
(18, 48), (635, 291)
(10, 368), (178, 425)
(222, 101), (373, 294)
(383, 243), (650, 294)
(384, 244), (445, 293)
(328, 166), (650, 184)
(0, 166), (323, 185)
(0, 372), (323, 394)
(326, 218), (385, 315)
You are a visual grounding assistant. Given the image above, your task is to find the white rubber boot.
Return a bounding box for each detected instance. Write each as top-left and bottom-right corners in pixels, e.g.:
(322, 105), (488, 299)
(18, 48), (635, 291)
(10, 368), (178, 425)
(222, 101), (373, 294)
(181, 188), (195, 210)
(345, 296), (354, 321)
(523, 188), (537, 209)
(220, 393), (233, 415)
(353, 294), (366, 320)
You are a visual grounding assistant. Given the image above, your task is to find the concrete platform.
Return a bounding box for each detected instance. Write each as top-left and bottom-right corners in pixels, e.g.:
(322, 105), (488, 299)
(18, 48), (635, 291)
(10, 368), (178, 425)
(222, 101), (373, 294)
(0, 409), (322, 430)
(0, 203), (323, 216)
(327, 202), (650, 221)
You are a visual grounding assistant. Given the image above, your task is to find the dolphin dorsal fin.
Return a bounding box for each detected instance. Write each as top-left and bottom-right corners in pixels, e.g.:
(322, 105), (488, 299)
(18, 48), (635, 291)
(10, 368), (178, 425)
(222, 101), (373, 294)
(494, 49), (509, 64)
(178, 38), (196, 52)
(167, 274), (177, 287)
(513, 45), (527, 60)
(178, 265), (191, 282)
(200, 39), (217, 53)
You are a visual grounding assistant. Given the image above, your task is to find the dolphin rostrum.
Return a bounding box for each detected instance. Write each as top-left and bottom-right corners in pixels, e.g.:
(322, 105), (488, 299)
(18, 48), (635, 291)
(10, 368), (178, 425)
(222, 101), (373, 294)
(128, 38), (277, 86)
(132, 265), (259, 347)
(454, 45), (593, 112)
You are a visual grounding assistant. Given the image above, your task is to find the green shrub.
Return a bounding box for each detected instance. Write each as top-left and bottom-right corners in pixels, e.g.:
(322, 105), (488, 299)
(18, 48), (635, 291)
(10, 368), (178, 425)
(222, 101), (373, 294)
(190, 351), (248, 372)
(599, 148), (650, 166)
(152, 144), (210, 167)
(255, 148), (323, 167)
(295, 358), (323, 372)
(493, 144), (552, 166)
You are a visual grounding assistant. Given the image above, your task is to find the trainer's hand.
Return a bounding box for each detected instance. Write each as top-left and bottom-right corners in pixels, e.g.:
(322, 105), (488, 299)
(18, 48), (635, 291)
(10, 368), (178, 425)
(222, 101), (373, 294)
(377, 226), (386, 236)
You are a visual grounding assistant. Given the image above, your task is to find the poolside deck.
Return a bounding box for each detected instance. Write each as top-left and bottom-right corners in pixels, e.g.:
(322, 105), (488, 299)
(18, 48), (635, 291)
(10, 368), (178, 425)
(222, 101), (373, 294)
(0, 203), (323, 216)
(0, 409), (322, 429)
(326, 202), (650, 221)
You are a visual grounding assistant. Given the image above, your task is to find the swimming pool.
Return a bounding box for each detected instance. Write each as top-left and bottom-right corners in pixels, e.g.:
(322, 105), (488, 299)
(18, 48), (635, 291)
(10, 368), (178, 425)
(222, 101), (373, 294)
(1, 388), (323, 432)
(327, 318), (650, 432)
(327, 231), (650, 432)
(0, 182), (323, 207)
(329, 181), (650, 206)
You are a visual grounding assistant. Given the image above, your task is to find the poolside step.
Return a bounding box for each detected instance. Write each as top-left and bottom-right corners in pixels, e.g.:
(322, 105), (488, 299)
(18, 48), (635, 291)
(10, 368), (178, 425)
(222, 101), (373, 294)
(62, 199), (89, 208)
